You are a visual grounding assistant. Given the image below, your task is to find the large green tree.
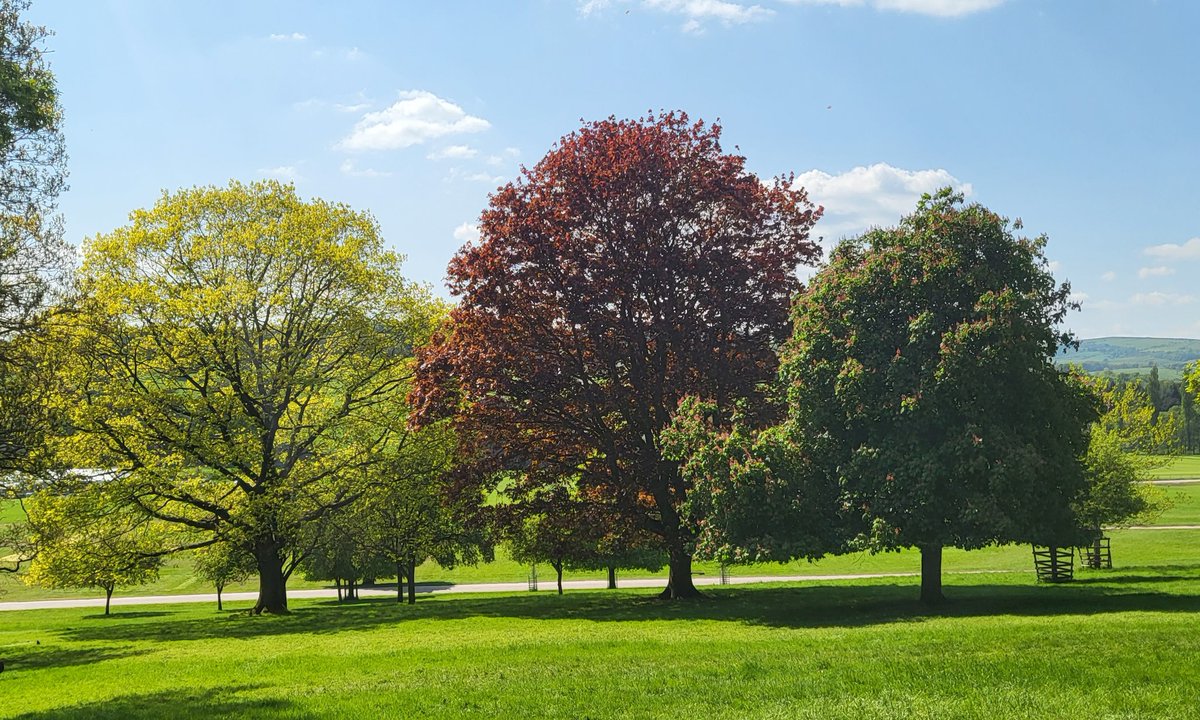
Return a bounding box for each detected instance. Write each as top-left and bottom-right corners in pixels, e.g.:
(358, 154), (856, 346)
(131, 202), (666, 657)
(413, 112), (821, 599)
(779, 189), (1096, 603)
(52, 180), (439, 614)
(0, 0), (70, 493)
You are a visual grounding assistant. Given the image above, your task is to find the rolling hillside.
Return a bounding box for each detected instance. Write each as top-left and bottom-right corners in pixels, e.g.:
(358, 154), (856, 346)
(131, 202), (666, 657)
(1056, 337), (1200, 380)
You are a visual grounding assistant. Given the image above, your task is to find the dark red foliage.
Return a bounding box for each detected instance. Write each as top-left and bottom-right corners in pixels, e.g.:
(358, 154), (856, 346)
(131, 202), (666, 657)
(413, 111), (821, 597)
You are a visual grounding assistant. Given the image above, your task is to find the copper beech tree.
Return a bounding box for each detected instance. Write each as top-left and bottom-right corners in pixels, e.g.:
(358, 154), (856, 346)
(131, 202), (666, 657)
(413, 112), (821, 598)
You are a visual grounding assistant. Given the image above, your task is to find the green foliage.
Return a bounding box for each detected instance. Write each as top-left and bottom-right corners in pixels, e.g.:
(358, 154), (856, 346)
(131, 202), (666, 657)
(49, 180), (441, 612)
(22, 480), (163, 612)
(191, 541), (255, 593)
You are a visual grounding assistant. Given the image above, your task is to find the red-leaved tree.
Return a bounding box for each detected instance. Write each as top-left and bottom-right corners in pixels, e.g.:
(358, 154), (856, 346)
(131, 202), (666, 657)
(413, 112), (821, 598)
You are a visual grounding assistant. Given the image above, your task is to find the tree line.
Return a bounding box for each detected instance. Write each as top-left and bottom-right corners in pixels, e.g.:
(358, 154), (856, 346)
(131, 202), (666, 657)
(2, 1), (1196, 615)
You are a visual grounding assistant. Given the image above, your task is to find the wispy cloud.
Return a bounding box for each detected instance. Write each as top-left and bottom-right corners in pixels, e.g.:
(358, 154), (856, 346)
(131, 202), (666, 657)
(1144, 237), (1200, 261)
(1100, 271), (1116, 282)
(269, 32), (307, 41)
(1130, 292), (1195, 306)
(258, 165), (300, 180)
(1138, 266), (1176, 279)
(338, 91), (490, 152)
(339, 160), (392, 178)
(428, 145), (479, 161)
(581, 0), (1002, 32)
(785, 0), (1004, 17)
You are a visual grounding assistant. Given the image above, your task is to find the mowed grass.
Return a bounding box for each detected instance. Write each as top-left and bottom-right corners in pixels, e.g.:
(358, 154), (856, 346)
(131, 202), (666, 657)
(1156, 483), (1200, 525)
(1145, 454), (1200, 480)
(2, 569), (1200, 719)
(2, 493), (1197, 604)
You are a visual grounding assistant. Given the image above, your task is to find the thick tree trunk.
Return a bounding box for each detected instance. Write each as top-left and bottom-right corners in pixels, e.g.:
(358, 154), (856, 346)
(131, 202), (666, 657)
(553, 560), (563, 595)
(659, 546), (701, 600)
(335, 577), (343, 602)
(607, 565), (617, 590)
(253, 544), (289, 615)
(919, 544), (944, 605)
(406, 557), (416, 605)
(103, 584), (113, 616)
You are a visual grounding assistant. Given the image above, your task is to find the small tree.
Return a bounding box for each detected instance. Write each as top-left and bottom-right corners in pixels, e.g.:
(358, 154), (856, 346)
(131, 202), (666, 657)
(193, 541), (255, 611)
(24, 483), (163, 615)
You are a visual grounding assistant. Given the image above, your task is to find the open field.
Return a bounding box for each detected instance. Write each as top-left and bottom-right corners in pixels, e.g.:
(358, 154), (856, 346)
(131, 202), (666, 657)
(4, 495), (1198, 604)
(2, 568), (1200, 719)
(1156, 483), (1200, 525)
(1146, 455), (1200, 480)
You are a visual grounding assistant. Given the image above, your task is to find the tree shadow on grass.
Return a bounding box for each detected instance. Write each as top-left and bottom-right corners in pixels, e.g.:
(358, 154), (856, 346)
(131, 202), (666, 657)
(53, 574), (1200, 645)
(6, 685), (307, 720)
(0, 644), (145, 673)
(78, 611), (172, 621)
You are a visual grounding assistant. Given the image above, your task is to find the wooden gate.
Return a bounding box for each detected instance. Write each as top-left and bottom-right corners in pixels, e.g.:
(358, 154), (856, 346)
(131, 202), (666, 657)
(1032, 545), (1074, 582)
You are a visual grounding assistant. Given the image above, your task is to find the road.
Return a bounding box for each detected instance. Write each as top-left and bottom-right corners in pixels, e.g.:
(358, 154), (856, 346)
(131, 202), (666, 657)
(0, 571), (932, 612)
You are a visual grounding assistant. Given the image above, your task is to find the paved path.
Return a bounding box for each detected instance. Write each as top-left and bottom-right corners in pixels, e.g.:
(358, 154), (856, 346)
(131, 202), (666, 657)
(0, 571), (934, 612)
(1123, 524), (1200, 531)
(1146, 478), (1200, 485)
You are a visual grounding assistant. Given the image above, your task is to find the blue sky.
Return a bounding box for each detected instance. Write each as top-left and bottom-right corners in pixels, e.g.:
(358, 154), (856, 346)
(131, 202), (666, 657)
(30, 0), (1200, 339)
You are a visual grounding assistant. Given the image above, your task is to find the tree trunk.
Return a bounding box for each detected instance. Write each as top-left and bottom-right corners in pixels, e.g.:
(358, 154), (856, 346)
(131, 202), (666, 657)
(252, 543), (289, 615)
(553, 560), (563, 595)
(396, 562), (404, 603)
(406, 557), (416, 605)
(607, 565), (617, 590)
(103, 583), (114, 616)
(659, 545), (701, 599)
(216, 582), (224, 612)
(919, 544), (944, 605)
(335, 577), (343, 602)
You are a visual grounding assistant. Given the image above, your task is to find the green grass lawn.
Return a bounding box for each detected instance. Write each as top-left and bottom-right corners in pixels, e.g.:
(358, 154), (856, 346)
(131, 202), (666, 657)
(2, 569), (1200, 719)
(1156, 484), (1200, 525)
(1145, 454), (1200, 480)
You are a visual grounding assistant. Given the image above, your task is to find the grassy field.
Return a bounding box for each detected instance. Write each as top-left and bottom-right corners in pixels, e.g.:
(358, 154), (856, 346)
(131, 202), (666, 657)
(4, 487), (1199, 604)
(2, 567), (1199, 718)
(1146, 454), (1200, 480)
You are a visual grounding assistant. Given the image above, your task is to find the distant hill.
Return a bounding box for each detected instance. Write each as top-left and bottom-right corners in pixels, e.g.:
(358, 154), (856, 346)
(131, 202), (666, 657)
(1056, 337), (1200, 381)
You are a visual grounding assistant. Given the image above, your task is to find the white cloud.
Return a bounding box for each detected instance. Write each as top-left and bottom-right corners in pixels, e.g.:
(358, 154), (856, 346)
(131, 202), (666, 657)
(334, 102), (371, 113)
(453, 223), (481, 244)
(1138, 266), (1176, 279)
(1100, 271), (1116, 282)
(339, 160), (392, 178)
(258, 165), (300, 180)
(793, 162), (971, 242)
(1130, 292), (1195, 307)
(269, 32), (307, 41)
(581, 0), (773, 32)
(337, 91), (490, 152)
(1144, 237), (1200, 261)
(428, 145), (479, 161)
(783, 0), (1003, 16)
(1047, 260), (1062, 273)
(1069, 292), (1089, 304)
(584, 0), (1002, 28)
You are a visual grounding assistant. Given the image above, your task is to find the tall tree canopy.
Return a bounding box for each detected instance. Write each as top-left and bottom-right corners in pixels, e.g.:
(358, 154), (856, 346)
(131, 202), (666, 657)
(51, 180), (440, 613)
(414, 111), (821, 598)
(0, 0), (70, 489)
(779, 189), (1095, 603)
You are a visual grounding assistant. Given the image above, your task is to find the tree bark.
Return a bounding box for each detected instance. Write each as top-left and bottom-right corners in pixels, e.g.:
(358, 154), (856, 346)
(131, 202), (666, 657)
(252, 543), (290, 614)
(216, 582), (224, 612)
(659, 545), (701, 599)
(396, 562), (404, 603)
(553, 560), (563, 595)
(103, 583), (113, 616)
(406, 557), (416, 605)
(919, 544), (944, 605)
(607, 565), (617, 590)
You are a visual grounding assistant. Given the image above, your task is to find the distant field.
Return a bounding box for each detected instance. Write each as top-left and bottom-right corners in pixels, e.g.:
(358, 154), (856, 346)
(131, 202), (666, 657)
(1157, 484), (1200, 526)
(1145, 455), (1200, 480)
(1056, 336), (1200, 380)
